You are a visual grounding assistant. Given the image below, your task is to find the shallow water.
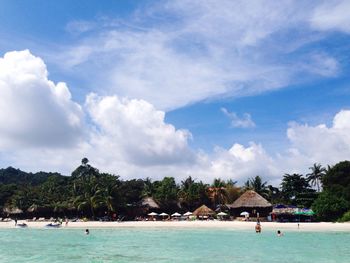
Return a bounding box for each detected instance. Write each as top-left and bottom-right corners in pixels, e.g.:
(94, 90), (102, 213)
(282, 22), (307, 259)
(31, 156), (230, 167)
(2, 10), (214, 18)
(0, 228), (349, 262)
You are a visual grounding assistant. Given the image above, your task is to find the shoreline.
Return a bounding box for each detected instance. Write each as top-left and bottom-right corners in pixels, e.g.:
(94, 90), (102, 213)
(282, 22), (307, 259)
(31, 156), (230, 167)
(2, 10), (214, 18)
(1, 220), (350, 231)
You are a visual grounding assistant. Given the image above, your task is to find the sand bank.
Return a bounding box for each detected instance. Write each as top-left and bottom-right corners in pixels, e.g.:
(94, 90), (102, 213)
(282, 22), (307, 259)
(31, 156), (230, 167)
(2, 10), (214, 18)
(1, 220), (350, 231)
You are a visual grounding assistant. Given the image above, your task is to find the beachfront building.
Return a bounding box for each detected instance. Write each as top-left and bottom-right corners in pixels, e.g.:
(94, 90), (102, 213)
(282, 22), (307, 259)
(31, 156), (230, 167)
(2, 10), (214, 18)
(271, 205), (315, 222)
(227, 190), (272, 218)
(193, 204), (216, 219)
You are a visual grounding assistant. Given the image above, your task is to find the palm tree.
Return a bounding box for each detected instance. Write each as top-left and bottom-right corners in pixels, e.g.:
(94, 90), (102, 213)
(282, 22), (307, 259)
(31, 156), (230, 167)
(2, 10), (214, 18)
(306, 163), (326, 192)
(244, 176), (269, 198)
(280, 173), (310, 203)
(104, 183), (119, 214)
(207, 179), (227, 208)
(178, 176), (204, 210)
(142, 177), (156, 198)
(74, 184), (105, 219)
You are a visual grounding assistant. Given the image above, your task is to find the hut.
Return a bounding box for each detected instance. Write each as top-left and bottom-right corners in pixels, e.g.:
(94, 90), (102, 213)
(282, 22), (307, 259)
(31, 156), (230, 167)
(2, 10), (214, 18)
(227, 190), (272, 218)
(136, 197), (160, 218)
(141, 197), (160, 209)
(3, 207), (23, 219)
(193, 205), (216, 219)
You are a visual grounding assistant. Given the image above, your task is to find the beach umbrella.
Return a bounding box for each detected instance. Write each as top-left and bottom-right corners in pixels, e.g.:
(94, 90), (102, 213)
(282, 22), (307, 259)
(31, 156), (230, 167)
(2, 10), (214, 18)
(304, 210), (315, 216)
(148, 212), (158, 216)
(171, 212), (181, 217)
(240, 211), (249, 216)
(159, 212), (169, 217)
(217, 212), (228, 216)
(183, 211), (193, 216)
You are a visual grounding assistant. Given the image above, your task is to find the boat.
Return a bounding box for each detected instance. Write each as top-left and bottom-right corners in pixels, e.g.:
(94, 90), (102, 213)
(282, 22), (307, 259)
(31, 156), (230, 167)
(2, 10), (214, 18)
(45, 223), (61, 228)
(16, 223), (28, 228)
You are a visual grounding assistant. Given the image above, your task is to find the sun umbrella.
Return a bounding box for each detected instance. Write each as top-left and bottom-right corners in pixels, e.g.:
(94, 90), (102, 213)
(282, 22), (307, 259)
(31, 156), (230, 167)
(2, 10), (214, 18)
(304, 210), (315, 216)
(183, 211), (193, 216)
(295, 209), (315, 216)
(171, 212), (181, 217)
(240, 211), (249, 216)
(159, 212), (169, 217)
(148, 212), (158, 216)
(217, 212), (228, 216)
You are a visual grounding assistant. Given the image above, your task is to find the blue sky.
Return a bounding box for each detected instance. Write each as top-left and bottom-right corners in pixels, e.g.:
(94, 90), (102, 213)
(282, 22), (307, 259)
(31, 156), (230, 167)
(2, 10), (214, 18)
(0, 0), (350, 184)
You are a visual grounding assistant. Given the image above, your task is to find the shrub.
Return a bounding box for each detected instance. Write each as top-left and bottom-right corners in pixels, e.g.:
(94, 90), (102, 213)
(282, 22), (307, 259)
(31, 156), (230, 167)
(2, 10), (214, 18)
(339, 211), (350, 222)
(312, 191), (349, 221)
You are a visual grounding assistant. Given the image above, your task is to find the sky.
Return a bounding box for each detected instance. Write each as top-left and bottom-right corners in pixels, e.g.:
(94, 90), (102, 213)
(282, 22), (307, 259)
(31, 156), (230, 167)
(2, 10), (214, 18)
(0, 0), (350, 185)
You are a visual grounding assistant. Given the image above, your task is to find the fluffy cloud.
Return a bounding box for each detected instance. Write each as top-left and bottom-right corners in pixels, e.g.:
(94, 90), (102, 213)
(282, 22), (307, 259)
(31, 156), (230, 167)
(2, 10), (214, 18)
(0, 50), (83, 148)
(311, 0), (350, 33)
(286, 110), (350, 166)
(85, 93), (194, 166)
(1, 50), (350, 185)
(196, 143), (279, 183)
(0, 50), (194, 174)
(221, 108), (255, 128)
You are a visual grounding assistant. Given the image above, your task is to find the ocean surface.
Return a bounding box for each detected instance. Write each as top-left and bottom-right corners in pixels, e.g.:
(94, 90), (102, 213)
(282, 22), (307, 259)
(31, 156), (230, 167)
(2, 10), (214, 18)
(0, 227), (349, 262)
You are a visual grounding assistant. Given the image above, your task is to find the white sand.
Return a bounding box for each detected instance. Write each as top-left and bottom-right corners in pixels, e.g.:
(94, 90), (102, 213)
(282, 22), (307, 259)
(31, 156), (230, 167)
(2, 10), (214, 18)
(1, 220), (350, 231)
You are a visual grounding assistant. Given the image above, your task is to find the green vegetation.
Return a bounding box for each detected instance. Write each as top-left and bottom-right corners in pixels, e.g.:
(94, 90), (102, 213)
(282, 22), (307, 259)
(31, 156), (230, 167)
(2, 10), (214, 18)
(312, 161), (350, 221)
(339, 211), (350, 222)
(0, 159), (349, 221)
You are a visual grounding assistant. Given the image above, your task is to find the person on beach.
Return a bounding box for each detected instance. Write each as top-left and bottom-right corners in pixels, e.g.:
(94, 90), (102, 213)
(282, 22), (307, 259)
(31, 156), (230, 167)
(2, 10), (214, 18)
(85, 229), (90, 235)
(65, 217), (68, 226)
(277, 230), (283, 237)
(14, 218), (17, 226)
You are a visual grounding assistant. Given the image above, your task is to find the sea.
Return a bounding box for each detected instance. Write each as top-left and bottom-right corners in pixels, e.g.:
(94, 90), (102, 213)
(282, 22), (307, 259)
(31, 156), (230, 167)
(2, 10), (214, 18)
(0, 227), (349, 262)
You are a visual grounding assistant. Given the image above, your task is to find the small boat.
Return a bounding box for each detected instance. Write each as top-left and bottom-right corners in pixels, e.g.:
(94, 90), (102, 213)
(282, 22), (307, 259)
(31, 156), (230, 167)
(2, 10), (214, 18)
(16, 223), (28, 228)
(45, 223), (61, 228)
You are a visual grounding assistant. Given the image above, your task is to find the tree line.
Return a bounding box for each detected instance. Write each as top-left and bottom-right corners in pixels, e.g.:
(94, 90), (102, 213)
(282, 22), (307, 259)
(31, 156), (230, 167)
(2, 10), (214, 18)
(0, 158), (349, 221)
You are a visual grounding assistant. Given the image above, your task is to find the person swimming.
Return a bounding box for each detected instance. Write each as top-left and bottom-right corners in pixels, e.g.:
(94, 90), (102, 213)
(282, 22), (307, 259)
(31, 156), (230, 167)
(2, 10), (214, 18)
(277, 230), (283, 236)
(255, 223), (261, 233)
(85, 229), (90, 235)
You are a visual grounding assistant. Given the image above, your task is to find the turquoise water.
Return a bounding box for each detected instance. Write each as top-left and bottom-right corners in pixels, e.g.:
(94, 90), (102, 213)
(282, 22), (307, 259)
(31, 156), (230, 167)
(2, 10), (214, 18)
(0, 228), (349, 262)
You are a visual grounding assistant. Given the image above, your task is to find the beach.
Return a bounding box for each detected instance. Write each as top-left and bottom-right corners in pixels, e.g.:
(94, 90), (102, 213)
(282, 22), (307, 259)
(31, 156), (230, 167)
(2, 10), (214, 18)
(1, 220), (350, 231)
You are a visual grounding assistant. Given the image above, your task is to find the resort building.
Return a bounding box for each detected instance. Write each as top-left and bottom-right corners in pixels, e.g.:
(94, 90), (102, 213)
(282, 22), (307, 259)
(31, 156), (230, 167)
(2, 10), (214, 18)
(227, 190), (272, 218)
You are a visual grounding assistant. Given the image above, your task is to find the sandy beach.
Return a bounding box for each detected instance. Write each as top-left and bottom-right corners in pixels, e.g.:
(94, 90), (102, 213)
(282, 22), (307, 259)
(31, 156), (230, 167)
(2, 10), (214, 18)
(1, 220), (350, 231)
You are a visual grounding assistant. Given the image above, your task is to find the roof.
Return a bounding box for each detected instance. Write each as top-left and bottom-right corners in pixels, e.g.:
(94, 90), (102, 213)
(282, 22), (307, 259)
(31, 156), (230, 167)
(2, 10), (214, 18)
(228, 190), (272, 208)
(3, 207), (23, 214)
(141, 197), (160, 209)
(193, 205), (215, 216)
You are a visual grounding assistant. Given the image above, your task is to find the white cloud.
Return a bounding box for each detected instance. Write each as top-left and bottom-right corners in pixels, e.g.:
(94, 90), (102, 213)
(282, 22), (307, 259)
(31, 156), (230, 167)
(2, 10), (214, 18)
(0, 50), (195, 176)
(311, 0), (350, 33)
(0, 50), (83, 149)
(221, 108), (255, 128)
(48, 0), (340, 110)
(300, 53), (339, 77)
(85, 93), (194, 166)
(286, 110), (350, 166)
(65, 20), (97, 35)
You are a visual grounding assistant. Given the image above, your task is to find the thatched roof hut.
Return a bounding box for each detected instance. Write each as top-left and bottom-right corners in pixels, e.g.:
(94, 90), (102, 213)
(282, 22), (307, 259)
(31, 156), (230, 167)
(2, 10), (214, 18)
(3, 207), (23, 214)
(193, 205), (215, 216)
(227, 190), (272, 217)
(141, 197), (160, 209)
(230, 190), (272, 208)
